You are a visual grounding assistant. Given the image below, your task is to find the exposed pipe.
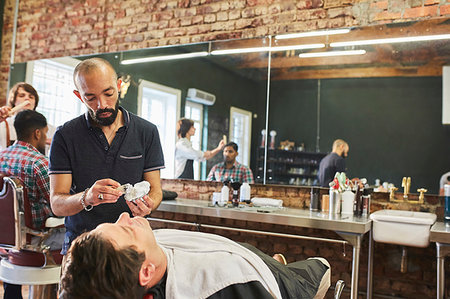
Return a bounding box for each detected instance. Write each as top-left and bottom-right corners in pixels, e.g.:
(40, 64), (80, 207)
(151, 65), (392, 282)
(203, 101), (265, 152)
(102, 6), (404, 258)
(315, 79), (321, 152)
(147, 217), (349, 245)
(7, 0), (20, 96)
(263, 36), (272, 184)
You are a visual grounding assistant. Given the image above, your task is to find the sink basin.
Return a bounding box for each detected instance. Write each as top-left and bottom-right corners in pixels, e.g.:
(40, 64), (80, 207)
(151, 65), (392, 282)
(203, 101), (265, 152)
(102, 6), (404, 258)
(370, 210), (437, 247)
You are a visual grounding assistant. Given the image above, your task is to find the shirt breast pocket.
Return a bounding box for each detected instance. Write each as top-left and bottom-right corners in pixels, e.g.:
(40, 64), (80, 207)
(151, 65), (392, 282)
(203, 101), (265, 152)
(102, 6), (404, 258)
(117, 153), (144, 171)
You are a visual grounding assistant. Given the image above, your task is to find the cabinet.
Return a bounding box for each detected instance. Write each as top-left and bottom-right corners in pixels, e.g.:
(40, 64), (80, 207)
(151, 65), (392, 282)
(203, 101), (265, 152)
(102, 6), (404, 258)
(255, 148), (326, 186)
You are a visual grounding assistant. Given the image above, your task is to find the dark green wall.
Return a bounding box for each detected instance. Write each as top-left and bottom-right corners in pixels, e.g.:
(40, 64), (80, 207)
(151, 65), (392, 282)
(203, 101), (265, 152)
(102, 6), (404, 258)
(269, 77), (449, 194)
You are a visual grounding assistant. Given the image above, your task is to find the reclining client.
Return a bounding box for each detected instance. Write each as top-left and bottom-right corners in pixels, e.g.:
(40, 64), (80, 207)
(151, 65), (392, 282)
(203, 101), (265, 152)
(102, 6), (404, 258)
(60, 212), (330, 299)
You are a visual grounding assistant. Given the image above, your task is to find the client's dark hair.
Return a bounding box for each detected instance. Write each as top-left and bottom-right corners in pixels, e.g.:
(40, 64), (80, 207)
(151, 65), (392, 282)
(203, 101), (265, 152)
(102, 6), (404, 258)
(177, 118), (194, 138)
(225, 142), (238, 152)
(14, 110), (47, 141)
(61, 231), (146, 299)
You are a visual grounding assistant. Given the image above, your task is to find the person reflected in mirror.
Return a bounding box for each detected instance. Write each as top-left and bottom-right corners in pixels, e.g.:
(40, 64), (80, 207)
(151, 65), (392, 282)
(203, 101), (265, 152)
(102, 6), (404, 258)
(0, 83), (53, 151)
(0, 110), (64, 299)
(439, 171), (450, 196)
(317, 139), (349, 187)
(175, 118), (225, 179)
(49, 57), (164, 256)
(60, 212), (330, 299)
(207, 141), (254, 184)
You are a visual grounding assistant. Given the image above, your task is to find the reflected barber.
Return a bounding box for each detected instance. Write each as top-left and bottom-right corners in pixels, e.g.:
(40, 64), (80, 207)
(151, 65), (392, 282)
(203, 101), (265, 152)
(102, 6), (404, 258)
(48, 57), (165, 255)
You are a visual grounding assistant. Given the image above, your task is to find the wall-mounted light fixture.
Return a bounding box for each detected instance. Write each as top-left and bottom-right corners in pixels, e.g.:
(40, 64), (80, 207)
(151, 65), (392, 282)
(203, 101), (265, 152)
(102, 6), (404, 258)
(330, 34), (450, 47)
(121, 51), (209, 65)
(275, 28), (351, 40)
(299, 49), (366, 58)
(210, 44), (325, 55)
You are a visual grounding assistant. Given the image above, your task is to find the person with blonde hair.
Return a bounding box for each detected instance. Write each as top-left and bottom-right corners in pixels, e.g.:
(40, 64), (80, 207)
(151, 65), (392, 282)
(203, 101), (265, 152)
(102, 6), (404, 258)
(175, 118), (225, 179)
(317, 139), (349, 187)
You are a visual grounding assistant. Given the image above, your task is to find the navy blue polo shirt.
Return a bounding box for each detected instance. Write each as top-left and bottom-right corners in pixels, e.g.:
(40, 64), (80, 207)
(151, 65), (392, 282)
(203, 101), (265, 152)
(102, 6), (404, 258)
(49, 107), (164, 253)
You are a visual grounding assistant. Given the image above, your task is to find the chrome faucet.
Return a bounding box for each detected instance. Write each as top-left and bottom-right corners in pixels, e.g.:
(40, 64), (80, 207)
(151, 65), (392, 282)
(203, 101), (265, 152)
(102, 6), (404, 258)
(401, 177), (411, 199)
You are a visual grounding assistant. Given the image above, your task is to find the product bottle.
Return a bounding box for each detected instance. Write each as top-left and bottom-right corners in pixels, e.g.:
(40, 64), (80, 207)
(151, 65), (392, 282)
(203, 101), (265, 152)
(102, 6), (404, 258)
(310, 187), (320, 211)
(229, 181), (242, 207)
(353, 184), (362, 216)
(361, 188), (372, 216)
(239, 182), (251, 203)
(341, 188), (354, 214)
(220, 181), (230, 207)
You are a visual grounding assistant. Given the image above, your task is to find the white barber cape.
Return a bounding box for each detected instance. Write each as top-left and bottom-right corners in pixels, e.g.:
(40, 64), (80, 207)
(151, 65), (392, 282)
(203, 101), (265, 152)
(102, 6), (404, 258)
(154, 229), (282, 299)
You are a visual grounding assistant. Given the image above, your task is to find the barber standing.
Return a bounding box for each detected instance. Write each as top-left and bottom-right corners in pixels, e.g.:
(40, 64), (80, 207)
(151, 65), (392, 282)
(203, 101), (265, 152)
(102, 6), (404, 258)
(49, 58), (164, 255)
(175, 118), (224, 179)
(317, 139), (349, 187)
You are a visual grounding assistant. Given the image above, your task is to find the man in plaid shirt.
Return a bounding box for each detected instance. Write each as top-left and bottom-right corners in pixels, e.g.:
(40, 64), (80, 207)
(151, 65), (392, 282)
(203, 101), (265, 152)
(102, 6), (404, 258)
(207, 142), (254, 184)
(0, 110), (52, 230)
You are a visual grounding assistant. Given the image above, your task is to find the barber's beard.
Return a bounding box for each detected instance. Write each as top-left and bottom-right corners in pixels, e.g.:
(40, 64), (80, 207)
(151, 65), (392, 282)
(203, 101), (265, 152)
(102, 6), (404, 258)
(89, 101), (119, 126)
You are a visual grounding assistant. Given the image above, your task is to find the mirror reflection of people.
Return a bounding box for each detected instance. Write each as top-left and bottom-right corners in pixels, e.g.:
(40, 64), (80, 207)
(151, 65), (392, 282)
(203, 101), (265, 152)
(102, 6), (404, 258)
(175, 118), (225, 179)
(0, 83), (42, 150)
(0, 110), (64, 299)
(60, 212), (330, 299)
(439, 172), (450, 196)
(317, 139), (349, 187)
(49, 58), (165, 256)
(207, 141), (254, 184)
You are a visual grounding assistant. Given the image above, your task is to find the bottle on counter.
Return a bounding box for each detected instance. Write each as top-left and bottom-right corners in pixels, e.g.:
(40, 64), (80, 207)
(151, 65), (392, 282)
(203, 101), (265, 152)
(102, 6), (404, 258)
(361, 188), (372, 216)
(310, 187), (320, 211)
(240, 182), (251, 203)
(229, 181), (242, 207)
(341, 187), (354, 215)
(445, 185), (450, 222)
(220, 181), (230, 207)
(329, 188), (341, 215)
(353, 184), (362, 216)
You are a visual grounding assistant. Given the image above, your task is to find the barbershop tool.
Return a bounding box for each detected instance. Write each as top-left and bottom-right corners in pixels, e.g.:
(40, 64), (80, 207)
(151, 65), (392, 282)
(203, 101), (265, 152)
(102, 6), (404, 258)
(229, 181), (242, 207)
(8, 100), (30, 116)
(117, 181), (150, 203)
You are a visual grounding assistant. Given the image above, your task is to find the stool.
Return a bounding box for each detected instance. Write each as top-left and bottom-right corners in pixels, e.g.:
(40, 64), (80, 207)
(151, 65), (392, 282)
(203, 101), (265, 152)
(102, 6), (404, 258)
(0, 259), (61, 299)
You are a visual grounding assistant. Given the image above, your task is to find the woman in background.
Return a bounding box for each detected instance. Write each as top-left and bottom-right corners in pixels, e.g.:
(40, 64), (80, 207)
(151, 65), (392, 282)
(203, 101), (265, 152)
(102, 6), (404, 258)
(0, 82), (55, 152)
(175, 118), (225, 179)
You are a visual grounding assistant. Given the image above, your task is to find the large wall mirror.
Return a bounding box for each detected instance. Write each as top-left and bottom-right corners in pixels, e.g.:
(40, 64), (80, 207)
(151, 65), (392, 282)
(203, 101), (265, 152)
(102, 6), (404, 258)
(9, 37), (270, 181)
(8, 17), (450, 193)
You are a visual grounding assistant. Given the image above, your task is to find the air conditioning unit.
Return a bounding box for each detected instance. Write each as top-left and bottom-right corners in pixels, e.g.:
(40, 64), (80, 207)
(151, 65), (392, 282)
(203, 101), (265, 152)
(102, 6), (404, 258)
(186, 88), (216, 106)
(443, 66), (450, 125)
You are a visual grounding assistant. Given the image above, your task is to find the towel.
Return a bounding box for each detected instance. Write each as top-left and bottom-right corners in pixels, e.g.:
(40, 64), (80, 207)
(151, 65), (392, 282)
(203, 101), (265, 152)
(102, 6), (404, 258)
(251, 197), (283, 207)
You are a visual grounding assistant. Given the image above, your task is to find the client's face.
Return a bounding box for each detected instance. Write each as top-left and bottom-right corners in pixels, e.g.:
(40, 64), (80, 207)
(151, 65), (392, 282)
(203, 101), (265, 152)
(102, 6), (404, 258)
(94, 212), (157, 256)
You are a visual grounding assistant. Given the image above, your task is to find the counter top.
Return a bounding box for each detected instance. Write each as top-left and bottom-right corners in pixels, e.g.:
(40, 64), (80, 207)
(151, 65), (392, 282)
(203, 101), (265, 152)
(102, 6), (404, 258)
(156, 198), (372, 234)
(430, 222), (450, 243)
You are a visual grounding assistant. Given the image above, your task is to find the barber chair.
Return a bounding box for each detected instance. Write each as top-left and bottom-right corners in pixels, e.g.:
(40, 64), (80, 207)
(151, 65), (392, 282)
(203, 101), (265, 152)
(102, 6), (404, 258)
(0, 174), (64, 299)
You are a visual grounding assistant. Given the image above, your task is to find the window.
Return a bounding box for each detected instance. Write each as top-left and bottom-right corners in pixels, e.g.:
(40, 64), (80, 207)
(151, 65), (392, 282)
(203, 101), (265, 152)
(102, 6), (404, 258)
(184, 100), (204, 180)
(25, 57), (81, 127)
(138, 80), (181, 179)
(229, 106), (252, 166)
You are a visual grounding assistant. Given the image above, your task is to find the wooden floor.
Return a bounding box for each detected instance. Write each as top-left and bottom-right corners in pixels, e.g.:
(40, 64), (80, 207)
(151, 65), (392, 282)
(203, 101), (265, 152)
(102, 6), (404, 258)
(0, 281), (31, 298)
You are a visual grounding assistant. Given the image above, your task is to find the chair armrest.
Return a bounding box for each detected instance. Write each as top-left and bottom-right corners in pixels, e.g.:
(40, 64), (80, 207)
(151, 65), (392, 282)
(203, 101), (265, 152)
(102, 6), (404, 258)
(45, 217), (65, 228)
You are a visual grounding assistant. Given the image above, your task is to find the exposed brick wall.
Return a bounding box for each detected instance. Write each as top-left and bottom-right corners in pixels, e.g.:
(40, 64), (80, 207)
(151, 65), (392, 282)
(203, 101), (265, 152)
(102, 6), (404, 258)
(160, 179), (448, 298)
(1, 0), (450, 104)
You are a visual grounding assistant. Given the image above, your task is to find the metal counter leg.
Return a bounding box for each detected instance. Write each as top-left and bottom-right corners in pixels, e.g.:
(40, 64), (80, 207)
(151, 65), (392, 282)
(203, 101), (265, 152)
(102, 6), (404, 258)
(367, 229), (373, 299)
(351, 238), (361, 299)
(437, 243), (445, 299)
(337, 232), (362, 299)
